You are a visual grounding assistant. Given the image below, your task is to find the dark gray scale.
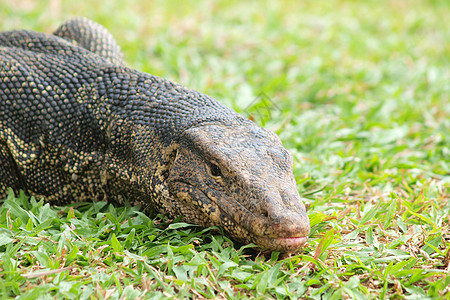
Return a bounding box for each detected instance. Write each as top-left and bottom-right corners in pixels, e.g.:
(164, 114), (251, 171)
(0, 140), (22, 195)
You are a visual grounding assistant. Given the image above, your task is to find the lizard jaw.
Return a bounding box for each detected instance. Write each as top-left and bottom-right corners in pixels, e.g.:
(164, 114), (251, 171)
(168, 180), (310, 252)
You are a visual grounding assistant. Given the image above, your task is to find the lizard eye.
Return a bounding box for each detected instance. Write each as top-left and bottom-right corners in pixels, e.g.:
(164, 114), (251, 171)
(209, 163), (223, 178)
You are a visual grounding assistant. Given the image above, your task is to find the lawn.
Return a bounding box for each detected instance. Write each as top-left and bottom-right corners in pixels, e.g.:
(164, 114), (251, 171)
(1, 0), (449, 299)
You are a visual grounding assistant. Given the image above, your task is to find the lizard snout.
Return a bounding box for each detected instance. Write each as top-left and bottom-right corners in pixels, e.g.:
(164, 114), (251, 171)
(259, 190), (311, 239)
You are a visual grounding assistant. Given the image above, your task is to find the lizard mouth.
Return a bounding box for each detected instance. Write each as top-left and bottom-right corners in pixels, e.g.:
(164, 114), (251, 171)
(169, 180), (309, 252)
(276, 236), (308, 246)
(274, 236), (308, 250)
(215, 209), (309, 252)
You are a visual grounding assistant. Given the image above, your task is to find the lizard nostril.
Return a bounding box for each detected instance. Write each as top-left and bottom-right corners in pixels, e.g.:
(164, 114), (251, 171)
(260, 207), (269, 218)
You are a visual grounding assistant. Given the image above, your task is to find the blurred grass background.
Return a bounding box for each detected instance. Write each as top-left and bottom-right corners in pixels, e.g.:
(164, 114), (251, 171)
(2, 0), (448, 112)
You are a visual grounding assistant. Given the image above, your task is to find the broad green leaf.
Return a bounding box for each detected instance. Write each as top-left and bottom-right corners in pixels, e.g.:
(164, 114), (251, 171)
(111, 233), (123, 252)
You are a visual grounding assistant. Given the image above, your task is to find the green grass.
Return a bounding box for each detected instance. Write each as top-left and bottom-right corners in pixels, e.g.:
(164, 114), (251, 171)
(1, 0), (449, 299)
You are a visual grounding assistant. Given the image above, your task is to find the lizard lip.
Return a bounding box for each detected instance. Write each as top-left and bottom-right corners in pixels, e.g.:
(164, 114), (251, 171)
(273, 236), (308, 249)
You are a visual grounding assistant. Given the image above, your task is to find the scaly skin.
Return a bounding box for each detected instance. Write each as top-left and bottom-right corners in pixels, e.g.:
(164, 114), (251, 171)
(0, 18), (310, 252)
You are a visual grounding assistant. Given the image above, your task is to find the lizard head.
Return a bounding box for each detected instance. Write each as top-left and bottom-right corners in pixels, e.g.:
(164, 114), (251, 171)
(167, 124), (310, 252)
